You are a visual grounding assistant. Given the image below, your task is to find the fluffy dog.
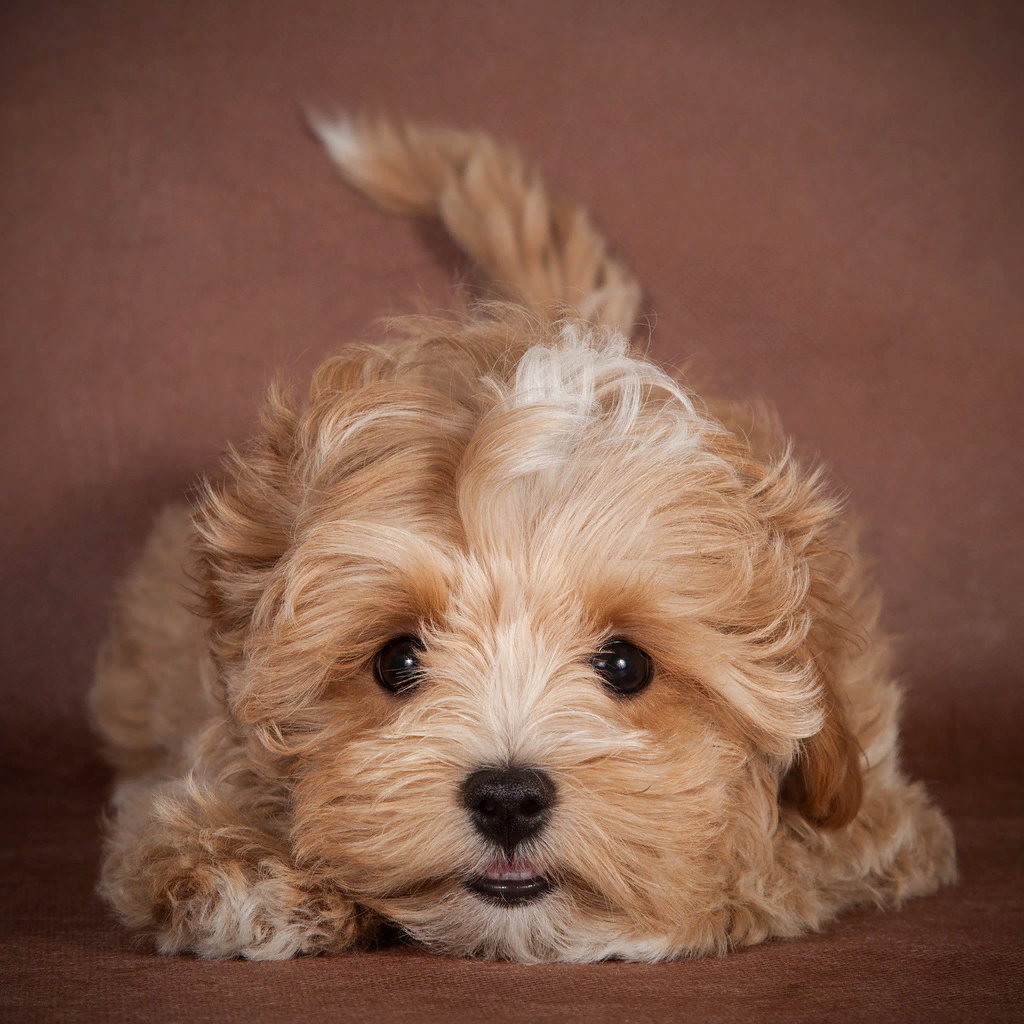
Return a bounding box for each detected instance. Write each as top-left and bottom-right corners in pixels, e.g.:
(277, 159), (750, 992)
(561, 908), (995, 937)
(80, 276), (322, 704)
(91, 116), (956, 962)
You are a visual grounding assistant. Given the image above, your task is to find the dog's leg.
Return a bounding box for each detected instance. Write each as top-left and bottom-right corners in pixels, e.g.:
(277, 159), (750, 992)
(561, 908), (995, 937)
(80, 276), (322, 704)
(309, 113), (642, 333)
(743, 777), (957, 943)
(90, 504), (218, 780)
(93, 508), (372, 958)
(829, 778), (957, 907)
(98, 770), (369, 959)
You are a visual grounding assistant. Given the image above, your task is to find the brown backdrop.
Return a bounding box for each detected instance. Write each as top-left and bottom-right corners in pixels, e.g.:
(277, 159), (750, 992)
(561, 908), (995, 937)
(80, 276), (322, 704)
(2, 1), (1022, 1020)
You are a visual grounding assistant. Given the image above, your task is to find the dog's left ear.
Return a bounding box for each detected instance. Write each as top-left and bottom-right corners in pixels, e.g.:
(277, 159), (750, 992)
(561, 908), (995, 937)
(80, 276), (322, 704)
(715, 403), (865, 830)
(781, 688), (863, 828)
(770, 488), (865, 829)
(769, 475), (865, 830)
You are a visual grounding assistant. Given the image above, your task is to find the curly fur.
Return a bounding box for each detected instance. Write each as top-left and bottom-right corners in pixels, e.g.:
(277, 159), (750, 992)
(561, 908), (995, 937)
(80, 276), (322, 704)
(91, 115), (956, 962)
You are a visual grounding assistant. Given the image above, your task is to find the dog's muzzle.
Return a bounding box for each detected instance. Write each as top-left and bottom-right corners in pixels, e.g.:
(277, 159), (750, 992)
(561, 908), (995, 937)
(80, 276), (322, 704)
(461, 766), (556, 905)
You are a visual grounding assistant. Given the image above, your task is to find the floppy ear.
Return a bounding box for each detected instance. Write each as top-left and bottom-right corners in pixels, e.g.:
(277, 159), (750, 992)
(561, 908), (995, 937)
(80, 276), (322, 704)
(193, 342), (413, 672)
(771, 504), (866, 829)
(781, 689), (863, 828)
(192, 340), (468, 716)
(709, 398), (866, 830)
(193, 383), (301, 669)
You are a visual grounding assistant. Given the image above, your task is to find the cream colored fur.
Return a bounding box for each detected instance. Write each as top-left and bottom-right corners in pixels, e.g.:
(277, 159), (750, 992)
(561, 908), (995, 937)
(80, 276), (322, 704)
(91, 115), (955, 962)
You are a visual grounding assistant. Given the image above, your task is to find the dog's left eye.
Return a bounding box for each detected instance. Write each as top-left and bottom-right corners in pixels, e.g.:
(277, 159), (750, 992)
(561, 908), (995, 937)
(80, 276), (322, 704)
(373, 636), (425, 694)
(591, 640), (653, 696)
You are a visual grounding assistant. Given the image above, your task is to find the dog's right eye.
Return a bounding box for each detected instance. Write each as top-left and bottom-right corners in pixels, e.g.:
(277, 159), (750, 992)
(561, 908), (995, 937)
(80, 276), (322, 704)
(373, 636), (424, 694)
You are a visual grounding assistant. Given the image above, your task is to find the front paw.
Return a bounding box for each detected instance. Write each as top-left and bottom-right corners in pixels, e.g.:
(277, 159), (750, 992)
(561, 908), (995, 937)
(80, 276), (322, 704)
(99, 788), (367, 959)
(147, 854), (339, 960)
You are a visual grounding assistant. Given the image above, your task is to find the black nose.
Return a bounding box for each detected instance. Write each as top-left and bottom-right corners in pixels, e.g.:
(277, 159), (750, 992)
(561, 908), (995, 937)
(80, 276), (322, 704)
(461, 766), (556, 854)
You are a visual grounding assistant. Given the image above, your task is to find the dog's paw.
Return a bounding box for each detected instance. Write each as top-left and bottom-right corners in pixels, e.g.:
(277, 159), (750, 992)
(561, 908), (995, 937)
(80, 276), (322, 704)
(99, 783), (367, 959)
(144, 853), (345, 960)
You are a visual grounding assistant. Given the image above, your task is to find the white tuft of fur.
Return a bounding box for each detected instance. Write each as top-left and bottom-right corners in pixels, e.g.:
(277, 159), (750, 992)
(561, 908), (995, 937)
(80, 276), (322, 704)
(307, 110), (365, 177)
(512, 324), (630, 412)
(476, 322), (706, 486)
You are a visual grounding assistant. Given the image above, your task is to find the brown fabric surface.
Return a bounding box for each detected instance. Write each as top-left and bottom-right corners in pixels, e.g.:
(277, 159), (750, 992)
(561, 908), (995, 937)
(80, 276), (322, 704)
(2, 0), (1021, 1020)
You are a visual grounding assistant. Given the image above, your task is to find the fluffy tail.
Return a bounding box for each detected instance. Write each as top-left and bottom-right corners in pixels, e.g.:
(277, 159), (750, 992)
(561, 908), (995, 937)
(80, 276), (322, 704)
(308, 113), (641, 334)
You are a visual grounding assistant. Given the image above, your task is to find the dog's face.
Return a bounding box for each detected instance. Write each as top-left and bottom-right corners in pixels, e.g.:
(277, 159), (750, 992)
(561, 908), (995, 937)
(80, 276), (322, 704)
(196, 317), (862, 961)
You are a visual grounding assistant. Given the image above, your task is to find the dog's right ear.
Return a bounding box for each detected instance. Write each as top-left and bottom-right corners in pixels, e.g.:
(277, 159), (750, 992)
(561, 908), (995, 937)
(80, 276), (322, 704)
(191, 342), (447, 678)
(192, 383), (301, 668)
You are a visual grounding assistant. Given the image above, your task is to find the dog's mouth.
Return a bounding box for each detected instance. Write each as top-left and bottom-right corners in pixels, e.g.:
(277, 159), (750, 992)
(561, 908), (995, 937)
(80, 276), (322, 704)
(465, 857), (552, 905)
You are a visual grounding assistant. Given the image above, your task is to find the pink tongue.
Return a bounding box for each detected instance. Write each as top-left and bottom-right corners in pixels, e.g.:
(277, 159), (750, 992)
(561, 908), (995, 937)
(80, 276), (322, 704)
(484, 857), (538, 881)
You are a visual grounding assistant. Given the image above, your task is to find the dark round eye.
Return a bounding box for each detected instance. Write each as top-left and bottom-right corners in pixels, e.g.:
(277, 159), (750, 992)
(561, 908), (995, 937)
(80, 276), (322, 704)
(373, 636), (424, 694)
(591, 640), (653, 696)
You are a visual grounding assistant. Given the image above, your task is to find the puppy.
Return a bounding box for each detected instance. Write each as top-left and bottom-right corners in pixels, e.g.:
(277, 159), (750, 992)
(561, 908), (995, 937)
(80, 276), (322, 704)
(91, 116), (956, 962)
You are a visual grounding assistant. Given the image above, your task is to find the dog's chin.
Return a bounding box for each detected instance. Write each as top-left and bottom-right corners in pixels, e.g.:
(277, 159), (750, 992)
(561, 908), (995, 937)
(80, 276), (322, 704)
(382, 868), (665, 963)
(465, 856), (553, 906)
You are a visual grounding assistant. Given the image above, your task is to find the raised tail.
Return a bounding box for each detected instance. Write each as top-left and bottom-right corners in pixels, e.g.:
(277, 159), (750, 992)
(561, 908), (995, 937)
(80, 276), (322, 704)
(308, 113), (641, 334)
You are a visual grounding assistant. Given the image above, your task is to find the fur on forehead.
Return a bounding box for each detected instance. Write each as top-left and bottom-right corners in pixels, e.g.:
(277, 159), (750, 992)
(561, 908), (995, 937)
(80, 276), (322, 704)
(457, 320), (710, 556)
(198, 309), (850, 771)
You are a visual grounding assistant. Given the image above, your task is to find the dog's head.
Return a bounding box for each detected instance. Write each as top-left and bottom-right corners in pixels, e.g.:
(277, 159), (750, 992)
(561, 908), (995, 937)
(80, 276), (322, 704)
(194, 313), (863, 960)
